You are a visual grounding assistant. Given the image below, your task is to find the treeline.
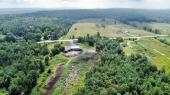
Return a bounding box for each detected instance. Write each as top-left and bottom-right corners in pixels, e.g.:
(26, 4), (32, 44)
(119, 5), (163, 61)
(76, 32), (102, 47)
(77, 38), (170, 95)
(129, 23), (161, 34)
(0, 15), (73, 42)
(143, 26), (161, 34)
(0, 41), (49, 95)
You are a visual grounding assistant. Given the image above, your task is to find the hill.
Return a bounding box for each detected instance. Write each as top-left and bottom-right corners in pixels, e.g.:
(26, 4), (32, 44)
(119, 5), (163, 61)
(23, 8), (170, 23)
(0, 8), (45, 15)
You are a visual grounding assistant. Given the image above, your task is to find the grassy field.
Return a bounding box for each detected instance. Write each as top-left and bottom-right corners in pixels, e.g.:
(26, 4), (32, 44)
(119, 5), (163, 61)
(147, 23), (170, 35)
(62, 21), (155, 39)
(124, 38), (170, 72)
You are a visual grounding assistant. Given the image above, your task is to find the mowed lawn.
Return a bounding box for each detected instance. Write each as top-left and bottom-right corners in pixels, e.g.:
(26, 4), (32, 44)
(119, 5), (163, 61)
(148, 23), (170, 35)
(62, 22), (155, 39)
(124, 38), (170, 72)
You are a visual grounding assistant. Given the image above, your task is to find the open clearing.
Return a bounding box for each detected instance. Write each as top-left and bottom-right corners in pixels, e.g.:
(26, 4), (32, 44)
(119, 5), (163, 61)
(62, 21), (155, 39)
(51, 46), (98, 95)
(124, 38), (170, 72)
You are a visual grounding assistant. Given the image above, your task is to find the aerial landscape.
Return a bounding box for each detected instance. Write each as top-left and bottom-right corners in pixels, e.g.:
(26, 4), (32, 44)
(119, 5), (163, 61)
(1, 0), (170, 95)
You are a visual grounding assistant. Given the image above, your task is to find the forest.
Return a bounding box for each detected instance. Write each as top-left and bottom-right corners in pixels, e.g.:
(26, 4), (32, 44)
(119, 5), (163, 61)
(0, 15), (73, 42)
(0, 41), (49, 95)
(0, 11), (73, 95)
(77, 38), (170, 95)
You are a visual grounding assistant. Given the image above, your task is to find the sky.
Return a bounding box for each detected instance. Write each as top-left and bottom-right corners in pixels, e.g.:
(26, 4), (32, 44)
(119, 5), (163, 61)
(0, 0), (170, 9)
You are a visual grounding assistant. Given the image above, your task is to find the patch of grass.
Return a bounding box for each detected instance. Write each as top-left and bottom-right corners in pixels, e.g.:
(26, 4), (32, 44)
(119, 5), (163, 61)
(123, 41), (146, 56)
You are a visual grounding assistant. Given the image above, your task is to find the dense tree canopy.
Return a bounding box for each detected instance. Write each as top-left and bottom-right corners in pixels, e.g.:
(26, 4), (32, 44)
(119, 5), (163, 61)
(77, 38), (170, 95)
(0, 41), (49, 95)
(0, 15), (73, 42)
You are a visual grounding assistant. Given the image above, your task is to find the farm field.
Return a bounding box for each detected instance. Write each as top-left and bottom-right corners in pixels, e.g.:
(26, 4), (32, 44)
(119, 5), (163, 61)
(62, 21), (155, 39)
(124, 38), (170, 72)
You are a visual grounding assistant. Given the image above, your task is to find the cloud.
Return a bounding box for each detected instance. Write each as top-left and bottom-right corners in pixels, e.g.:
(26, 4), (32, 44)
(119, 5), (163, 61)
(0, 0), (170, 9)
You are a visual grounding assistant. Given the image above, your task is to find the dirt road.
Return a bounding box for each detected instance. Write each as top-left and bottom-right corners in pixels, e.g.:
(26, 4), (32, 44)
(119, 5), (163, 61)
(41, 64), (66, 95)
(40, 58), (74, 95)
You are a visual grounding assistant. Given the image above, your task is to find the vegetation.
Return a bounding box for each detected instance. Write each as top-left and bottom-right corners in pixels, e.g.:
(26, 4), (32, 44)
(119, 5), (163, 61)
(0, 15), (73, 42)
(63, 21), (155, 39)
(23, 9), (170, 23)
(0, 41), (49, 95)
(129, 22), (170, 35)
(77, 38), (170, 95)
(147, 23), (170, 35)
(31, 54), (69, 95)
(52, 47), (97, 95)
(1, 8), (170, 95)
(124, 38), (170, 72)
(156, 37), (170, 46)
(50, 43), (64, 57)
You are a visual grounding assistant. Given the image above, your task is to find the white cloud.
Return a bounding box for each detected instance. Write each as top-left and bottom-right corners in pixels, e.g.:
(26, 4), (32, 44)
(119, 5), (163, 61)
(0, 0), (170, 9)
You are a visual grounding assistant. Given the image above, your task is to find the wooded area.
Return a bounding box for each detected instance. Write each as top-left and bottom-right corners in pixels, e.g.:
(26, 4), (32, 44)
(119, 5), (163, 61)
(77, 38), (170, 95)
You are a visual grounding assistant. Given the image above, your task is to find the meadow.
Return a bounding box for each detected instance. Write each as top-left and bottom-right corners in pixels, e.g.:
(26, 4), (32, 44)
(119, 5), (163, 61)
(62, 19), (155, 39)
(148, 23), (170, 35)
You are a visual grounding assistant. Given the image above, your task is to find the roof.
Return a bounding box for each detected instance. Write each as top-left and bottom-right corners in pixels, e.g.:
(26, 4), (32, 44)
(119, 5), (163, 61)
(64, 45), (80, 51)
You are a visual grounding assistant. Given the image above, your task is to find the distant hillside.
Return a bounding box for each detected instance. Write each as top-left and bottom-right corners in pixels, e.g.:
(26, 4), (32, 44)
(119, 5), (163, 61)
(0, 8), (45, 15)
